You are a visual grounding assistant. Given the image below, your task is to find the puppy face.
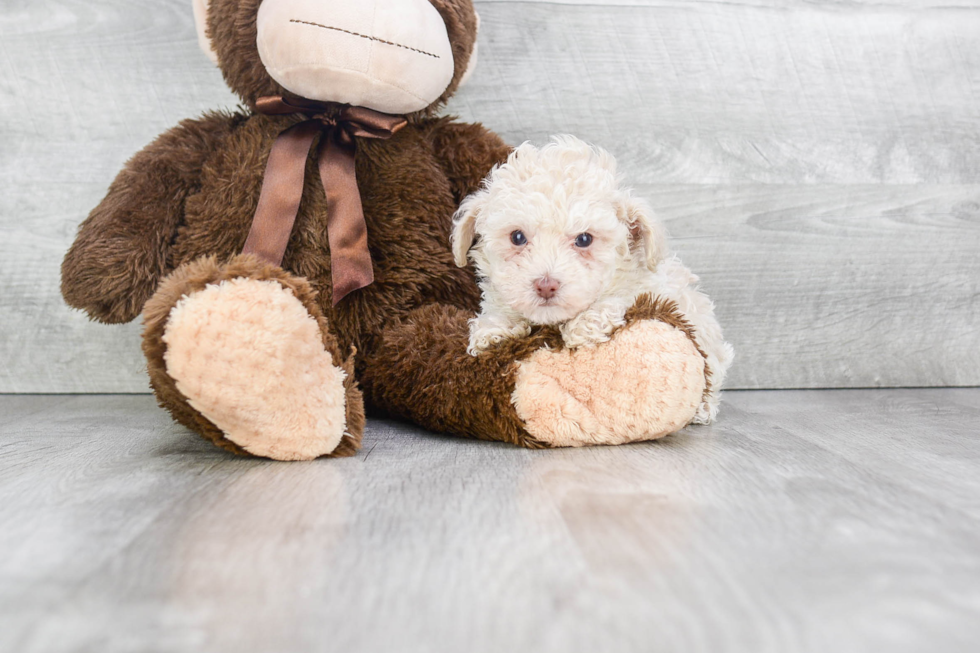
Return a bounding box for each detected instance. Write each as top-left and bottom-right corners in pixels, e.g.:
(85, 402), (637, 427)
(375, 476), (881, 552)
(453, 136), (666, 325)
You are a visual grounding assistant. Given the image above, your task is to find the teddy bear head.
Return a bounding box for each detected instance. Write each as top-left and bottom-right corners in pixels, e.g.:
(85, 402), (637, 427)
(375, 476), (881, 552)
(193, 0), (480, 117)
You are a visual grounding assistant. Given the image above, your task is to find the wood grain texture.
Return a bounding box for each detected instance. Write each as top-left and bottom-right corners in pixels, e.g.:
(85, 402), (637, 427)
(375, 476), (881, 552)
(1, 0), (979, 391)
(1, 390), (979, 652)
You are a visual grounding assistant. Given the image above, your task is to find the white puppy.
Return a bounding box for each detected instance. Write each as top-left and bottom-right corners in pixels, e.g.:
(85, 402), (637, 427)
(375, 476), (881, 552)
(451, 135), (734, 423)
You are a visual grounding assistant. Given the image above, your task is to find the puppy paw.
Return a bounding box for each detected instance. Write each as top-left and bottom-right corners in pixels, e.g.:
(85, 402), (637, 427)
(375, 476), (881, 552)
(162, 277), (349, 461)
(468, 318), (532, 355)
(559, 308), (625, 349)
(512, 320), (705, 447)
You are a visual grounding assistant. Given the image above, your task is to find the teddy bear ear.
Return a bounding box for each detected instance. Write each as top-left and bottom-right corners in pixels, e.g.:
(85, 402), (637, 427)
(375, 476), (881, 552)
(192, 0), (219, 66)
(457, 11), (480, 87)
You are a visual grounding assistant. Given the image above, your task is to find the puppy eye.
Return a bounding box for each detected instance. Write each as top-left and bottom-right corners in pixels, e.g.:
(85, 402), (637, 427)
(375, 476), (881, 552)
(574, 233), (593, 248)
(510, 230), (527, 246)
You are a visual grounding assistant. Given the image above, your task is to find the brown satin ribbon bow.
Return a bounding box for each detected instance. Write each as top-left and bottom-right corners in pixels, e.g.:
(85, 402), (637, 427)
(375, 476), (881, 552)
(242, 95), (407, 304)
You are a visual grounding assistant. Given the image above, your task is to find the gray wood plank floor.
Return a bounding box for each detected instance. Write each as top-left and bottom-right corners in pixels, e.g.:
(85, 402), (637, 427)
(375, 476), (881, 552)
(1, 389), (978, 653)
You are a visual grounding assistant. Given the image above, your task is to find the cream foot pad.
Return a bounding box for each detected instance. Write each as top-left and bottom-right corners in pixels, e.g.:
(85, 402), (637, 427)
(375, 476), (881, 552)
(512, 321), (705, 447)
(163, 278), (347, 461)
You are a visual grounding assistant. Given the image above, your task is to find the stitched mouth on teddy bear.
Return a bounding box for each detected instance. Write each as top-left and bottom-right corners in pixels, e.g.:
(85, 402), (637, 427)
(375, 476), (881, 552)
(288, 19), (444, 60)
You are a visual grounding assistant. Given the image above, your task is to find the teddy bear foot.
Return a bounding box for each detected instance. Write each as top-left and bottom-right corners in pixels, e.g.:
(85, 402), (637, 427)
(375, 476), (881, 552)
(162, 277), (350, 460)
(511, 318), (706, 447)
(143, 255), (363, 461)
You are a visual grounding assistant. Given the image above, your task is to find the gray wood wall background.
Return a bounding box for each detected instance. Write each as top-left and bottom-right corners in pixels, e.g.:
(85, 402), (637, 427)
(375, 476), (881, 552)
(1, 0), (978, 393)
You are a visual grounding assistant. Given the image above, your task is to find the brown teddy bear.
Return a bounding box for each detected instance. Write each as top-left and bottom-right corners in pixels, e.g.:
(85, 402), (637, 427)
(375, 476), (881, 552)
(60, 0), (711, 461)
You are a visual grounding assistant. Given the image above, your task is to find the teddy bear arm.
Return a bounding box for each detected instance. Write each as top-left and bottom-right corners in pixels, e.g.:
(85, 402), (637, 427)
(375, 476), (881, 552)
(427, 119), (512, 202)
(61, 111), (242, 324)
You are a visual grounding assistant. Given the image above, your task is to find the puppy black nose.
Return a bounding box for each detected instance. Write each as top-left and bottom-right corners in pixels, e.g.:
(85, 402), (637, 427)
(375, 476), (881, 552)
(533, 276), (560, 300)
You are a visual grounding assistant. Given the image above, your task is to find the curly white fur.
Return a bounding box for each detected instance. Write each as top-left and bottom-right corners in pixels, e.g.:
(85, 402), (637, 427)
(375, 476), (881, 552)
(452, 135), (733, 423)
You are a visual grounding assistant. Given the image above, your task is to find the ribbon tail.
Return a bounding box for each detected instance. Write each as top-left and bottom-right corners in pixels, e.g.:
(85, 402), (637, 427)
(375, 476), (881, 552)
(318, 131), (375, 305)
(242, 120), (321, 266)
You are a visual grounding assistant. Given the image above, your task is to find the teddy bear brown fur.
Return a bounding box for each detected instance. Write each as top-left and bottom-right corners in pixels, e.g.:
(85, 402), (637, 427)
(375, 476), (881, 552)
(61, 0), (710, 460)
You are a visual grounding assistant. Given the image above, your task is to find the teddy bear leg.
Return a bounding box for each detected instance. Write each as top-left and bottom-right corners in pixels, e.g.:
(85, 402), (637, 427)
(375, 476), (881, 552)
(141, 255), (364, 461)
(360, 295), (708, 448)
(510, 296), (708, 447)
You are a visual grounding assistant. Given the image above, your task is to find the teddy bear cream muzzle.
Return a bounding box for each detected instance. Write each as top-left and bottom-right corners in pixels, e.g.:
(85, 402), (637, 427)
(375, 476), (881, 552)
(256, 0), (457, 114)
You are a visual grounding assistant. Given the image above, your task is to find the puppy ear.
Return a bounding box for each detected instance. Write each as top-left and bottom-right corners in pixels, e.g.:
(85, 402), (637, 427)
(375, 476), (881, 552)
(192, 0), (219, 65)
(620, 196), (667, 271)
(451, 193), (485, 268)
